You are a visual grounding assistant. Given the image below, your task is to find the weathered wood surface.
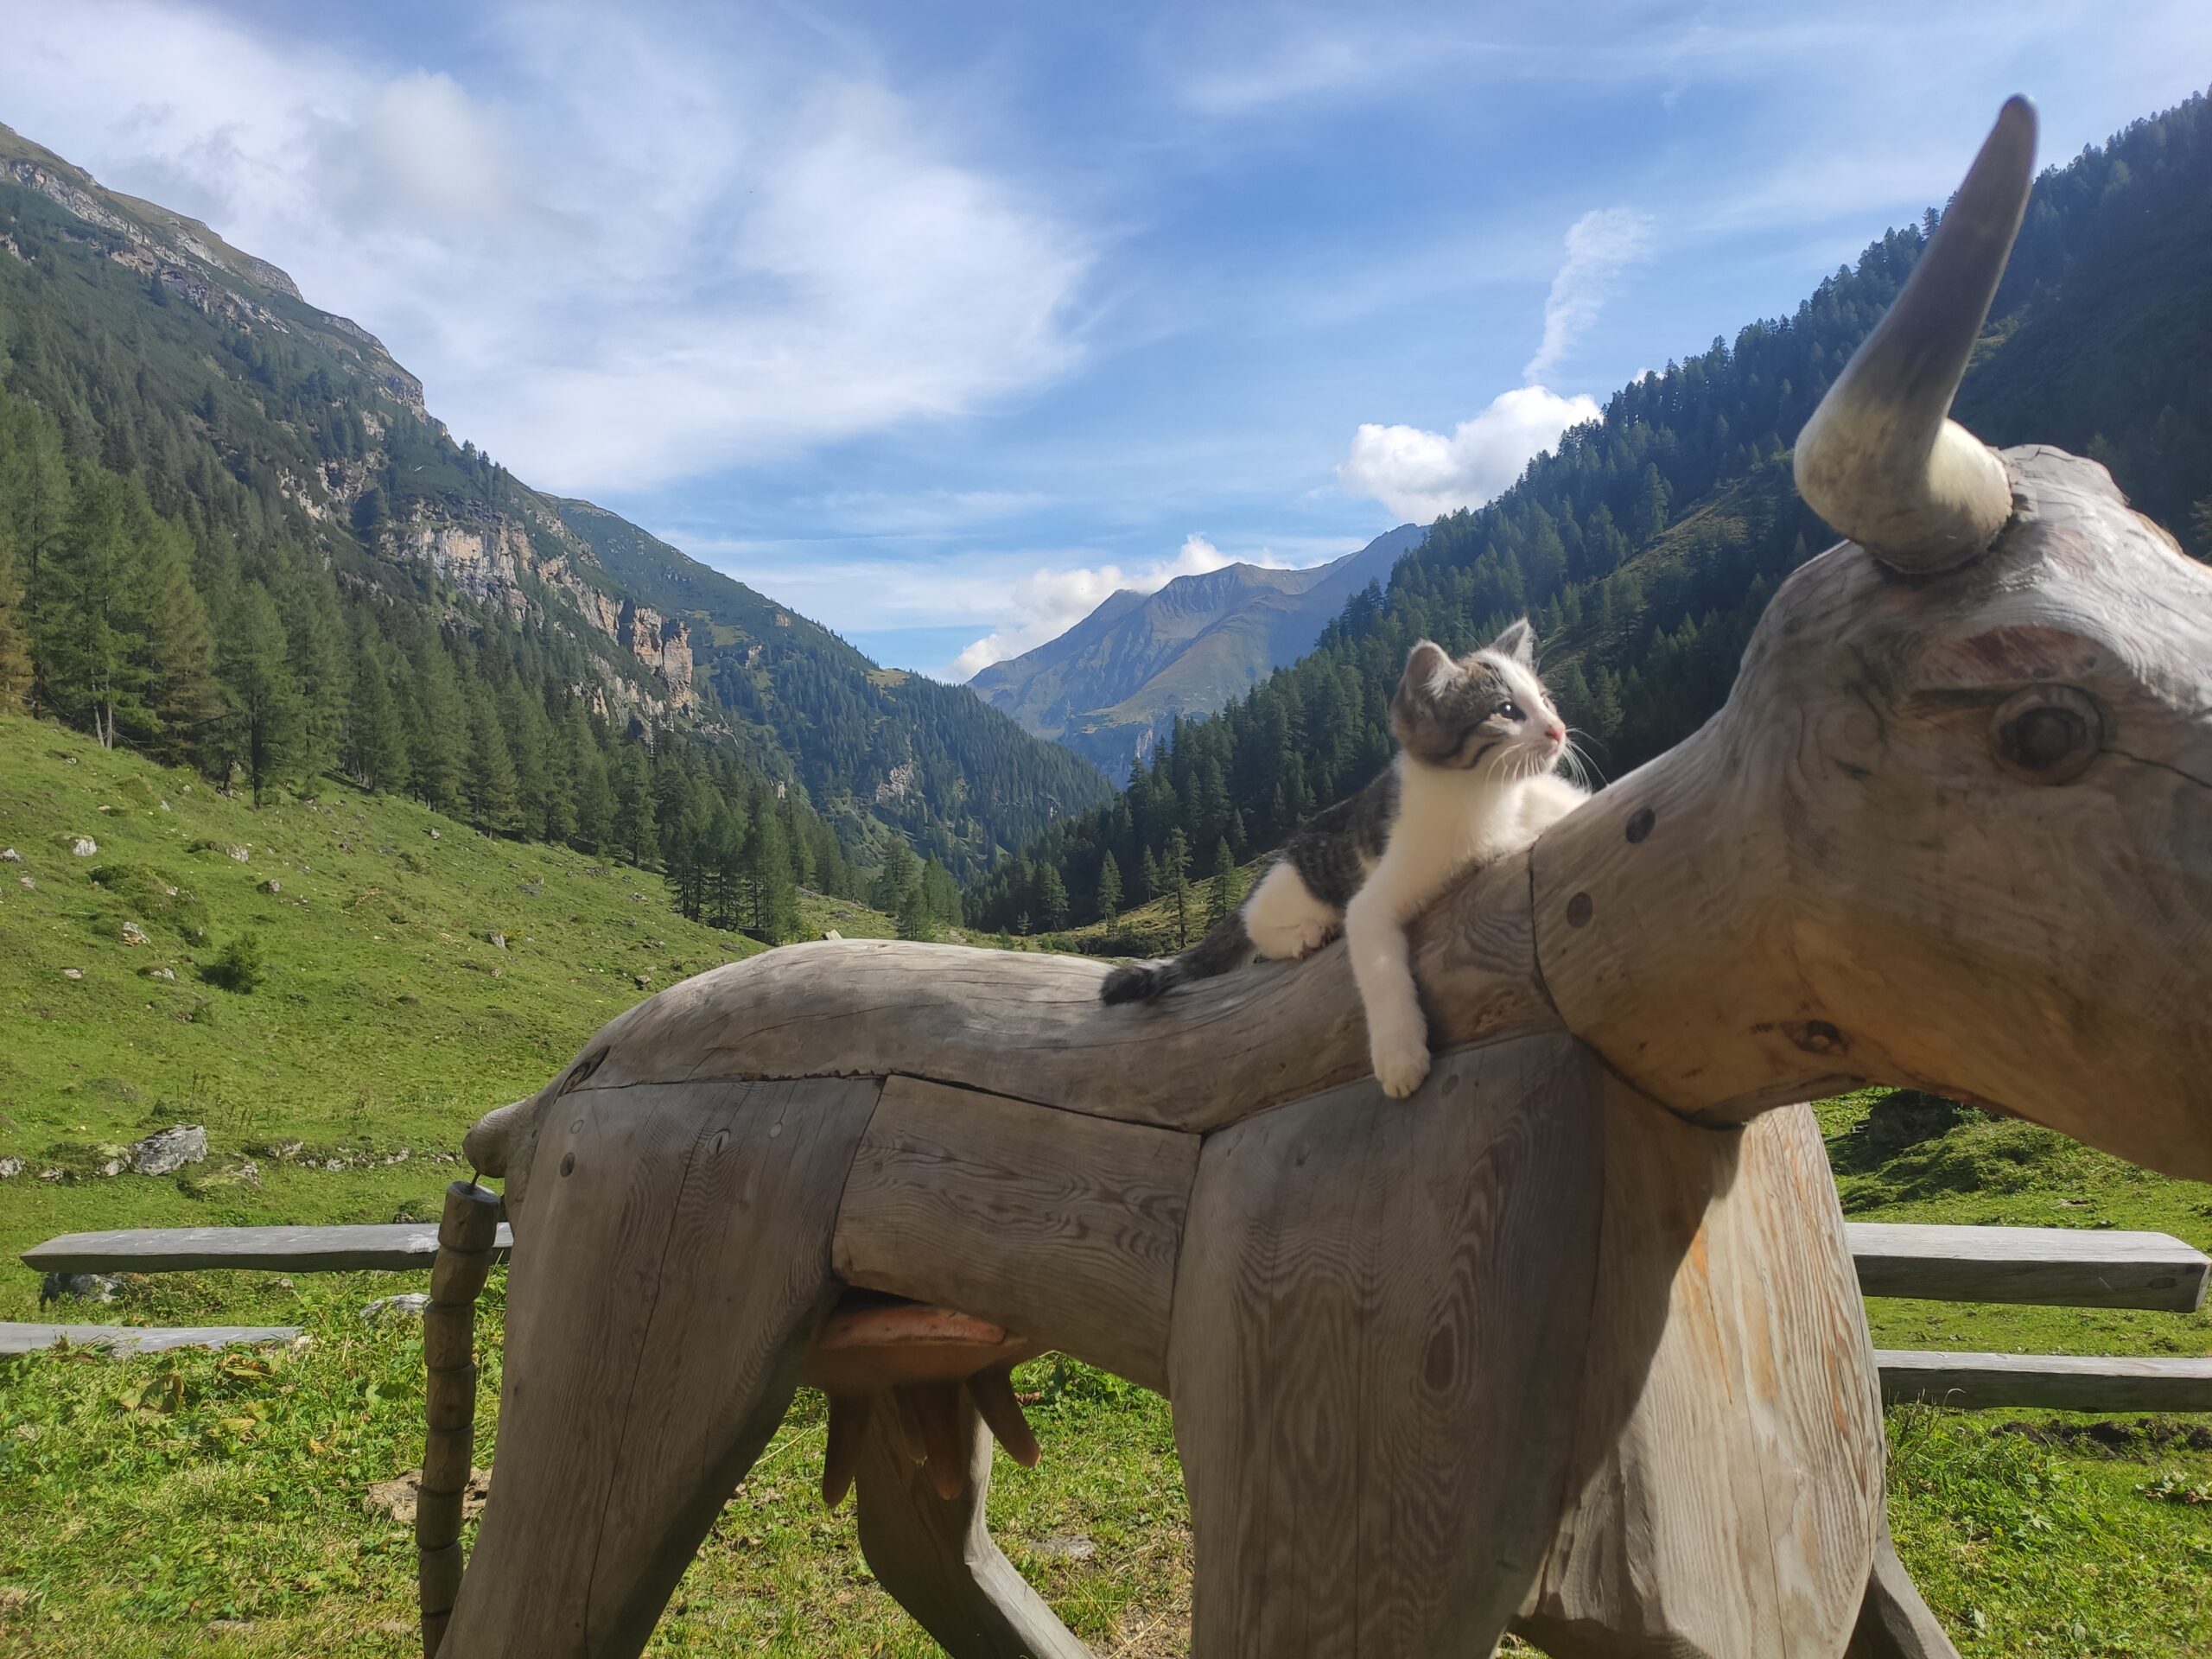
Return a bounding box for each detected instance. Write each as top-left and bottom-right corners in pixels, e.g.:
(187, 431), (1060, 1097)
(1519, 1100), (1884, 1659)
(1169, 1033), (1609, 1656)
(421, 1181), (502, 1659)
(1845, 1524), (1963, 1659)
(474, 850), (1549, 1145)
(443, 1077), (880, 1659)
(1878, 1350), (2212, 1412)
(850, 1389), (1092, 1659)
(833, 1076), (1198, 1392)
(1847, 1222), (2209, 1311)
(1530, 445), (2212, 1184)
(22, 1222), (514, 1274)
(33, 1215), (2206, 1315)
(0, 1322), (299, 1356)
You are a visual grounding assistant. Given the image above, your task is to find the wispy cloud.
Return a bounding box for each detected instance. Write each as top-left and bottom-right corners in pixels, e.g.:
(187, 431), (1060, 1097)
(0, 2), (1093, 495)
(1522, 207), (1653, 382)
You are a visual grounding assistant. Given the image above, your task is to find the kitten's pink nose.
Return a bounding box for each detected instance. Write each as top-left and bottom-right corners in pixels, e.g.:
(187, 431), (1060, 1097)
(1544, 723), (1566, 746)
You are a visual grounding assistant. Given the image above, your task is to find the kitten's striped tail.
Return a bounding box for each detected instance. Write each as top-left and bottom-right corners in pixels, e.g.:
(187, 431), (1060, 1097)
(1100, 913), (1255, 1004)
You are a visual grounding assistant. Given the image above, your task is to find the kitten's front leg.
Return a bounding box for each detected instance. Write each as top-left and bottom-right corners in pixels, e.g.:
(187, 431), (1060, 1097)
(1344, 887), (1429, 1098)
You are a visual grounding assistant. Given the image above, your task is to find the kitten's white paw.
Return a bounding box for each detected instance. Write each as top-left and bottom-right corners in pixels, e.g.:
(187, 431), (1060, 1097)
(1291, 918), (1338, 959)
(1370, 1031), (1433, 1099)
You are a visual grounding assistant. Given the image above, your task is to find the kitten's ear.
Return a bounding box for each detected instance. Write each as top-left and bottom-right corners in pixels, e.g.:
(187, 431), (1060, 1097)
(1490, 617), (1536, 666)
(1401, 639), (1457, 701)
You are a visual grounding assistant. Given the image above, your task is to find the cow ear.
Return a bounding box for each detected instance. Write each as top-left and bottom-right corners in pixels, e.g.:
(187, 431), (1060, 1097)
(1490, 617), (1535, 666)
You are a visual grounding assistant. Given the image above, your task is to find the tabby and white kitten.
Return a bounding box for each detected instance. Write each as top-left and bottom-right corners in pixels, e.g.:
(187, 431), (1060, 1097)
(1100, 619), (1586, 1098)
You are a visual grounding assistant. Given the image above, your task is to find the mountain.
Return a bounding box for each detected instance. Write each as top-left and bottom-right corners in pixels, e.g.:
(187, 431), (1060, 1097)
(969, 523), (1423, 779)
(0, 122), (1107, 881)
(967, 92), (2212, 937)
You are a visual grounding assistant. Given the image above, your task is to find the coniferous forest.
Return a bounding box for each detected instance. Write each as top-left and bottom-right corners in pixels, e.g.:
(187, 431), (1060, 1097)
(963, 92), (2212, 936)
(0, 121), (1105, 940)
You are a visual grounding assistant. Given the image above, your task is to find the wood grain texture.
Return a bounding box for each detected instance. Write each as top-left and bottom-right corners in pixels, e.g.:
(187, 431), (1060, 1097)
(1532, 448), (2212, 1183)
(1877, 1350), (2212, 1411)
(851, 1389), (1093, 1659)
(22, 1222), (514, 1274)
(1518, 1102), (1885, 1659)
(1847, 1222), (2209, 1311)
(0, 1323), (298, 1355)
(442, 1077), (880, 1659)
(1168, 1032), (1607, 1658)
(486, 849), (1548, 1146)
(834, 1077), (1198, 1392)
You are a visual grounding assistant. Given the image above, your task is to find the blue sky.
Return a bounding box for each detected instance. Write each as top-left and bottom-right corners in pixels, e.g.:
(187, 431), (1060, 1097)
(3, 3), (2206, 677)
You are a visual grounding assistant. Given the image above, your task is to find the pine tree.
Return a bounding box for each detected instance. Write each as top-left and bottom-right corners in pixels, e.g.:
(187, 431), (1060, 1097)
(216, 582), (302, 805)
(1163, 827), (1193, 949)
(872, 838), (919, 915)
(895, 880), (931, 941)
(466, 683), (522, 834)
(746, 807), (799, 942)
(133, 505), (221, 766)
(409, 644), (468, 813)
(1037, 862), (1071, 931)
(347, 648), (409, 792)
(0, 551), (32, 712)
(1205, 837), (1240, 931)
(35, 472), (149, 748)
(1096, 850), (1122, 922)
(277, 571), (348, 783)
(613, 743), (658, 866)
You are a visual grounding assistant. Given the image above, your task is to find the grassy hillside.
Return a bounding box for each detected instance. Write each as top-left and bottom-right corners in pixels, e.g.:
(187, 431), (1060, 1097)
(0, 721), (2207, 1657)
(0, 711), (902, 1316)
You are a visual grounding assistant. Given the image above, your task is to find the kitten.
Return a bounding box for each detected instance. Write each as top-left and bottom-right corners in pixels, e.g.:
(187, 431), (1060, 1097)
(1100, 618), (1586, 1098)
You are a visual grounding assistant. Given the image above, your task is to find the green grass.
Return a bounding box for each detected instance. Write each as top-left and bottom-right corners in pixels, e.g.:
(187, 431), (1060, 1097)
(2, 720), (2208, 1656)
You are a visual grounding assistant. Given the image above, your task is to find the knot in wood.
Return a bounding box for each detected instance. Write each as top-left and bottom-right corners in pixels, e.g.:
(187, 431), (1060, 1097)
(1624, 807), (1656, 844)
(1566, 892), (1595, 928)
(1783, 1020), (1847, 1057)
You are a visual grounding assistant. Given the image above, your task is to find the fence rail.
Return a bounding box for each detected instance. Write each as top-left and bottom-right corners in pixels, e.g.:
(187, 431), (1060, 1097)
(12, 1220), (2210, 1410)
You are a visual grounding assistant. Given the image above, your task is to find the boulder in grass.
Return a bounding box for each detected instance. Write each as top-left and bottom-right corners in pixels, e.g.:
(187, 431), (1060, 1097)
(362, 1293), (432, 1321)
(257, 879), (281, 895)
(40, 1271), (119, 1305)
(0, 847), (19, 862)
(121, 921), (149, 946)
(128, 1124), (208, 1176)
(70, 836), (97, 857)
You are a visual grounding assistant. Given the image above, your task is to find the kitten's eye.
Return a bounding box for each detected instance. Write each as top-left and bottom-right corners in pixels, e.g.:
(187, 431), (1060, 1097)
(1499, 701), (1524, 722)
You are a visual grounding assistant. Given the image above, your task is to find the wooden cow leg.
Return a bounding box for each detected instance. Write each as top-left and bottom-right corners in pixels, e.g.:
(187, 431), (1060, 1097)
(443, 1078), (881, 1659)
(853, 1389), (1093, 1659)
(1844, 1526), (1962, 1659)
(1169, 1035), (1610, 1658)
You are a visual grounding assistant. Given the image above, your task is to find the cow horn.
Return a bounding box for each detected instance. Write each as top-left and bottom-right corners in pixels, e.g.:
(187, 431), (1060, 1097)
(1793, 96), (2037, 572)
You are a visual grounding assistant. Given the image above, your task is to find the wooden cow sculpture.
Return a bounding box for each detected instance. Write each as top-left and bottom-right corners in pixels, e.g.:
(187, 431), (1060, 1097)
(435, 99), (2212, 1659)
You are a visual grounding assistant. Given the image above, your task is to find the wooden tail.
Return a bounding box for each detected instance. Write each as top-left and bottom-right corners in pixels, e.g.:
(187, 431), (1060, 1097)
(420, 1179), (502, 1659)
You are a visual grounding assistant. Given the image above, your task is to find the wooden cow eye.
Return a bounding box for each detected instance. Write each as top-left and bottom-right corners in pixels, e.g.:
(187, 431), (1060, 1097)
(1989, 685), (2102, 785)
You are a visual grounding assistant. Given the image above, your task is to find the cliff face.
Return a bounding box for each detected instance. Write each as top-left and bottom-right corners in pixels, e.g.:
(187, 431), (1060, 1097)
(391, 506), (696, 715)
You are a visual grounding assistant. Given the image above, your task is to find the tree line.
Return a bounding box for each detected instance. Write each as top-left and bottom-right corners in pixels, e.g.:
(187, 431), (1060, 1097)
(0, 388), (988, 944)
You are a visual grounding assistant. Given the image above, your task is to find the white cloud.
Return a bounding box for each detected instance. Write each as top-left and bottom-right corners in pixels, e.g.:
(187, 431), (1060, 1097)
(1522, 207), (1653, 382)
(0, 3), (1092, 494)
(1338, 385), (1599, 522)
(949, 532), (1295, 680)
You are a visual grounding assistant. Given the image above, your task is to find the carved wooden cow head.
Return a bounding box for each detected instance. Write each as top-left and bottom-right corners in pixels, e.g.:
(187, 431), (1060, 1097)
(1532, 99), (2212, 1181)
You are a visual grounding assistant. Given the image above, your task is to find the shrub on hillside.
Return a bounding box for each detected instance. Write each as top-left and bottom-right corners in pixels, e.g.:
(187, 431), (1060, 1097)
(201, 933), (268, 995)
